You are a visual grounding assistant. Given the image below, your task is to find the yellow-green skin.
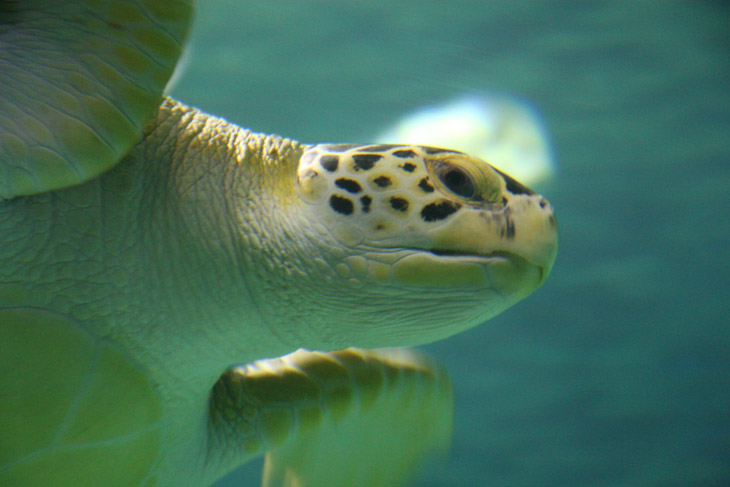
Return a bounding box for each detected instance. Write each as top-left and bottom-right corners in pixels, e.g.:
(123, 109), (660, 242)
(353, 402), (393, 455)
(0, 100), (307, 486)
(0, 1), (558, 486)
(1, 1), (194, 484)
(0, 309), (162, 485)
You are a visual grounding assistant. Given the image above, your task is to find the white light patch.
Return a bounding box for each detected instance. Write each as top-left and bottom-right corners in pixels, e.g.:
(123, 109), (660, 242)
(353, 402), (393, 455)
(376, 93), (556, 188)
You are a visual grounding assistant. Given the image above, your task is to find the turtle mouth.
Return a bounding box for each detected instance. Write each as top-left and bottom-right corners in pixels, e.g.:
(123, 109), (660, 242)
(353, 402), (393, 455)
(428, 248), (515, 259)
(424, 248), (546, 284)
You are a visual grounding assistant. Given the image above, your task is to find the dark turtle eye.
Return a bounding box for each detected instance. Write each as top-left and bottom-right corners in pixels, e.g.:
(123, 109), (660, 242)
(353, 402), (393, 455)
(439, 166), (475, 199)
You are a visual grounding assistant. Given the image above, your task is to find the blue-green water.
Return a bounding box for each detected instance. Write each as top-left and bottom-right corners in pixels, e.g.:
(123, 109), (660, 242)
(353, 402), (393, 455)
(171, 1), (730, 485)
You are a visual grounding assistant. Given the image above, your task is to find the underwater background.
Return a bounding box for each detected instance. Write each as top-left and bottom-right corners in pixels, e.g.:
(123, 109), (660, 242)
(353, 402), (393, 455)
(170, 1), (730, 485)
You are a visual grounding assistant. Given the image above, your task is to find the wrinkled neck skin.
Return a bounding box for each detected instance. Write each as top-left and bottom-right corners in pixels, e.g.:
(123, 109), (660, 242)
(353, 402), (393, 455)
(128, 98), (310, 385)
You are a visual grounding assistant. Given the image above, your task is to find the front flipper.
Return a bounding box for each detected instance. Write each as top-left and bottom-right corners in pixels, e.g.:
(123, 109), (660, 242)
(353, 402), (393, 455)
(208, 348), (453, 487)
(0, 307), (163, 486)
(0, 0), (192, 198)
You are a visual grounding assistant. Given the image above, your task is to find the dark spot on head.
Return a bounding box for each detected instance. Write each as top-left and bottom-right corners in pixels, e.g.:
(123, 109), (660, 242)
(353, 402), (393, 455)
(506, 224), (516, 239)
(329, 195), (354, 215)
(352, 154), (382, 171)
(356, 144), (401, 152)
(418, 178), (434, 193)
(320, 155), (339, 172)
(421, 200), (461, 222)
(400, 162), (416, 172)
(492, 167), (534, 196)
(539, 198), (547, 209)
(375, 223), (386, 230)
(393, 149), (417, 158)
(360, 195), (373, 213)
(335, 178), (362, 193)
(373, 176), (391, 188)
(505, 176), (533, 196)
(500, 208), (516, 239)
(390, 197), (409, 212)
(360, 195), (372, 213)
(421, 146), (460, 155)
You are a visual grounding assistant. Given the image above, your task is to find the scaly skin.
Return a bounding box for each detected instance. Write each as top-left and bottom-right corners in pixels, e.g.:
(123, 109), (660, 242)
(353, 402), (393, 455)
(0, 0), (193, 198)
(1, 97), (304, 375)
(0, 98), (312, 485)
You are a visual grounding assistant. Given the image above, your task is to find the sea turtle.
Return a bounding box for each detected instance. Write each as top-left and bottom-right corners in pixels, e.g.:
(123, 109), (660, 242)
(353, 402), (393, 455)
(0, 1), (558, 486)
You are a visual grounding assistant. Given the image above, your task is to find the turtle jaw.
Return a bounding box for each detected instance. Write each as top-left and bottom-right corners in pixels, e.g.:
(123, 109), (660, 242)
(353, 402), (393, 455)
(428, 248), (543, 275)
(426, 246), (555, 287)
(313, 246), (551, 349)
(385, 248), (550, 300)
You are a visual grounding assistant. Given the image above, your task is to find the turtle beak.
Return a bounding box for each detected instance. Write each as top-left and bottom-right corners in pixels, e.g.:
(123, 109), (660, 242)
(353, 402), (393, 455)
(427, 189), (558, 286)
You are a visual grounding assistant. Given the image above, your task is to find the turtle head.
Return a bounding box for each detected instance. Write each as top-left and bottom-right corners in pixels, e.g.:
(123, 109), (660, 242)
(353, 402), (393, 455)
(290, 143), (557, 347)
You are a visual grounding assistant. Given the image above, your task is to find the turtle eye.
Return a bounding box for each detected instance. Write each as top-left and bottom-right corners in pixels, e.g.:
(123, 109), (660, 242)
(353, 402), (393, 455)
(439, 166), (475, 199)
